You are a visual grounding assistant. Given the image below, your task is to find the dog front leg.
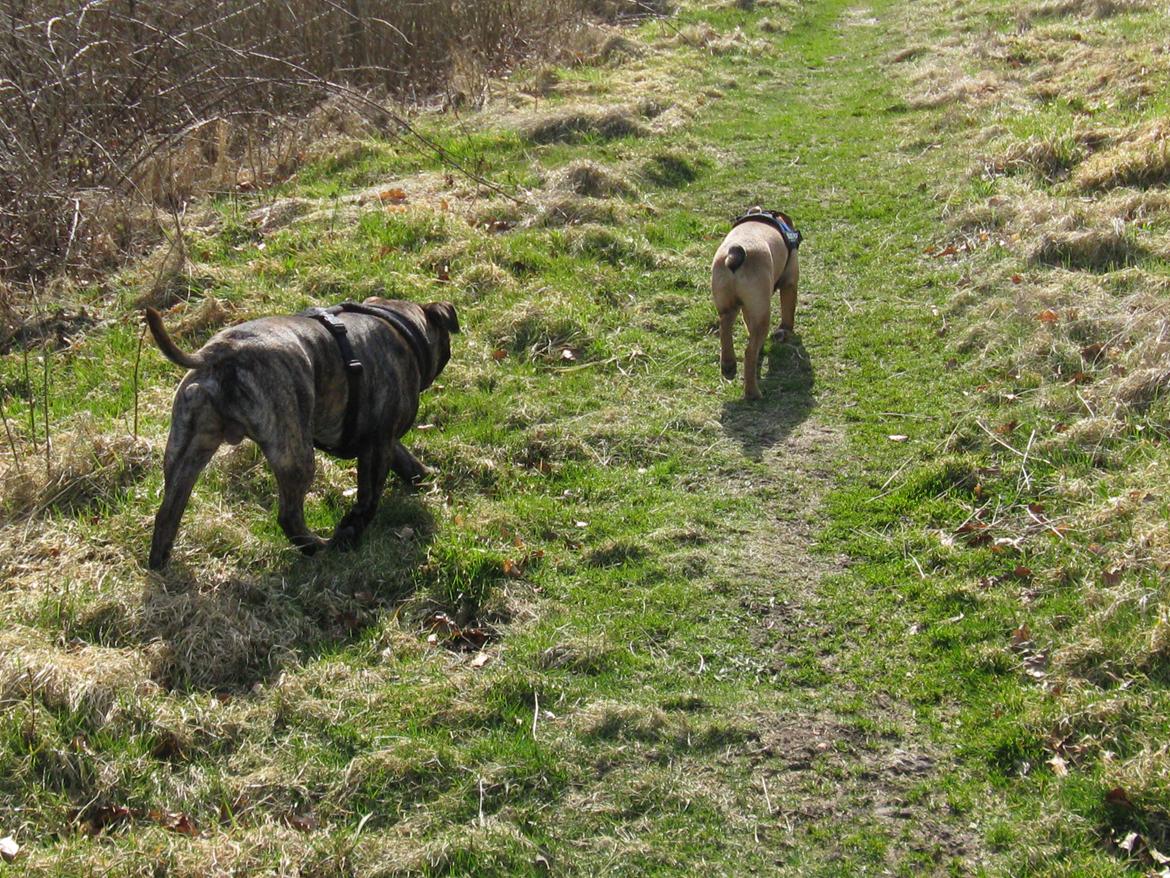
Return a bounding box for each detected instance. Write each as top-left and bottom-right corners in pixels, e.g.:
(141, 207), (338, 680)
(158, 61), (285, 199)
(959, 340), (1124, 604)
(332, 443), (393, 549)
(259, 439), (326, 555)
(390, 441), (427, 486)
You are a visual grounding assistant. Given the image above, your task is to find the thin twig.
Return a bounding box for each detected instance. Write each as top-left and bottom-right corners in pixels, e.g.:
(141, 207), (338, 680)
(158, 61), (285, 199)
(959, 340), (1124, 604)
(42, 339), (51, 479)
(976, 419), (1052, 467)
(22, 344), (36, 446)
(0, 396), (23, 473)
(133, 322), (146, 441)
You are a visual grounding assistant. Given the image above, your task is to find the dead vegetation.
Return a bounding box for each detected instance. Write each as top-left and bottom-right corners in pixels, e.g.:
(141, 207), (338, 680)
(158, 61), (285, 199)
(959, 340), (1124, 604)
(900, 0), (1170, 855)
(0, 0), (600, 289)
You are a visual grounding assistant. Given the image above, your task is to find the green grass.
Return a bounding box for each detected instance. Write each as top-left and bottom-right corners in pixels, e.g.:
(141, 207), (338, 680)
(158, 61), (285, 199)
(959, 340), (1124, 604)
(2, 0), (1169, 874)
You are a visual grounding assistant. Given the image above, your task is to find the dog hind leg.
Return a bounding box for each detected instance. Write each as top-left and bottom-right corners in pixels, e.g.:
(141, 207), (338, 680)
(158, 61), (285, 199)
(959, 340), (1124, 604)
(717, 304), (739, 379)
(390, 441), (427, 486)
(741, 299), (770, 400)
(149, 391), (224, 569)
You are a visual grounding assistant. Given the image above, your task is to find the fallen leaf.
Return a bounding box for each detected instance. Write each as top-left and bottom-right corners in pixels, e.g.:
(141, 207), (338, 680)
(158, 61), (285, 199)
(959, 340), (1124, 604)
(459, 627), (489, 649)
(1011, 624), (1032, 648)
(1012, 565), (1033, 580)
(470, 652), (491, 669)
(427, 612), (458, 635)
(1119, 831), (1140, 853)
(287, 814), (319, 832)
(1011, 274), (1022, 284)
(1037, 309), (1059, 323)
(153, 810), (199, 835)
(1103, 567), (1124, 586)
(0, 837), (18, 863)
(1105, 786), (1134, 809)
(502, 558), (522, 578)
(492, 349), (508, 361)
(560, 348), (576, 361)
(1023, 652), (1048, 678)
(956, 521), (992, 546)
(1081, 342), (1106, 362)
(378, 187), (408, 203)
(1047, 754), (1068, 776)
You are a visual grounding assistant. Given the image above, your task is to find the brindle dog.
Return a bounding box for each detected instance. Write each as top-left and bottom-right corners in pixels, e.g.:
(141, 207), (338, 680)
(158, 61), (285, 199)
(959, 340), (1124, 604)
(145, 296), (458, 569)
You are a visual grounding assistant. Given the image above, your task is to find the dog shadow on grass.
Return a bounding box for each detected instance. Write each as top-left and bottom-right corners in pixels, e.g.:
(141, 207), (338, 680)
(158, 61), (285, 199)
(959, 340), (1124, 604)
(719, 334), (816, 460)
(140, 489), (437, 694)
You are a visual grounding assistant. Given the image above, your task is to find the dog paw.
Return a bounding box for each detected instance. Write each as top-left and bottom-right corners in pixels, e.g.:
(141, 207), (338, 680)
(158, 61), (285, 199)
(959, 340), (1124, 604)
(744, 387), (763, 401)
(403, 464), (430, 487)
(295, 536), (327, 556)
(721, 360), (737, 380)
(331, 525), (360, 551)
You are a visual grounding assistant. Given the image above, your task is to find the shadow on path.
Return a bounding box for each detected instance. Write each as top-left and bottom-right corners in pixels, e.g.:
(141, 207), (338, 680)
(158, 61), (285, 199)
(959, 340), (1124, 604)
(141, 488), (436, 693)
(720, 333), (817, 460)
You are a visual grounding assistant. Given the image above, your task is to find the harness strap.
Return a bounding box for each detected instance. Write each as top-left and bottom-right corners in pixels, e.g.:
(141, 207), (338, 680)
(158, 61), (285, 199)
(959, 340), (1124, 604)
(732, 210), (803, 252)
(303, 307), (364, 458)
(301, 301), (434, 458)
(335, 302), (433, 389)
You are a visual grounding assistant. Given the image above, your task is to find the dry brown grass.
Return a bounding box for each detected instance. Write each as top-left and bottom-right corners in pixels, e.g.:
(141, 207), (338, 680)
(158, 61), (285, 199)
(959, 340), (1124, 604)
(1073, 120), (1170, 191)
(904, 0), (1170, 839)
(1022, 0), (1153, 20)
(520, 106), (652, 144)
(0, 626), (153, 724)
(0, 420), (151, 523)
(546, 159), (638, 198)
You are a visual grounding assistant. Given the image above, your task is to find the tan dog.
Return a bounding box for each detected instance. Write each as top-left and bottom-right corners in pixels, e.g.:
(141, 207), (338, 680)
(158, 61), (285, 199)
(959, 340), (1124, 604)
(711, 208), (800, 399)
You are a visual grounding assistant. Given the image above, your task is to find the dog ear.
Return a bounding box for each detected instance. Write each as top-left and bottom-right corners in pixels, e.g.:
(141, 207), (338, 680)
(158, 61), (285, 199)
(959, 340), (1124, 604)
(423, 301), (460, 334)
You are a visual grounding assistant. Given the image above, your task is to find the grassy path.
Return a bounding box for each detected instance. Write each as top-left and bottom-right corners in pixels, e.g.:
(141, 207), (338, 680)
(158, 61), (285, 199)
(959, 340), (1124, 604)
(4, 0), (1159, 874)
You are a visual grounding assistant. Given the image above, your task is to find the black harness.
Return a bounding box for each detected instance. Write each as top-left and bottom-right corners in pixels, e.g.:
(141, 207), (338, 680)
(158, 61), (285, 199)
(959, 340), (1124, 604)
(732, 209), (803, 252)
(301, 302), (432, 458)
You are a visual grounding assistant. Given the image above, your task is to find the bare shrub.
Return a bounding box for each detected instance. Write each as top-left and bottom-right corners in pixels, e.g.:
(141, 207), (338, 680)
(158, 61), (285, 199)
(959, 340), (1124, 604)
(0, 0), (592, 285)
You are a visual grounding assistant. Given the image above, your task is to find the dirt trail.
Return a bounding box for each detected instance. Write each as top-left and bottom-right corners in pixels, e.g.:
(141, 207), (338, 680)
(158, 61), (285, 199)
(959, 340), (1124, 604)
(698, 5), (990, 869)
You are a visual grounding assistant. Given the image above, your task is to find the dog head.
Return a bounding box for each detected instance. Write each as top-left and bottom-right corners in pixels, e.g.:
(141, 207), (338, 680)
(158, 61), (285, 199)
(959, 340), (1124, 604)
(362, 296), (460, 384)
(422, 301), (460, 379)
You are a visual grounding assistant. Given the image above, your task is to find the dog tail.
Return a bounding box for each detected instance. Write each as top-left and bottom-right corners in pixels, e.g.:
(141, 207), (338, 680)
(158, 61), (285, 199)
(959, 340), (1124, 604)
(144, 307), (204, 369)
(724, 245), (746, 272)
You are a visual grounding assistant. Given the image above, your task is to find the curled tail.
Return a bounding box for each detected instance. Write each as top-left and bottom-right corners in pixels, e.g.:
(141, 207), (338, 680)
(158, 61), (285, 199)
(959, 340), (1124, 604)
(724, 244), (746, 272)
(144, 307), (204, 369)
